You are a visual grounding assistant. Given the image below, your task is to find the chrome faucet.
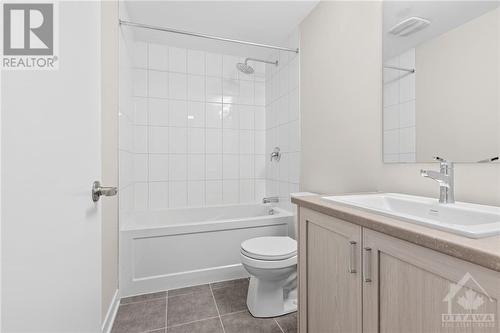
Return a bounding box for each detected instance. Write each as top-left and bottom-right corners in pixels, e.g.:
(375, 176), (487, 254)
(421, 156), (455, 204)
(270, 147), (281, 162)
(262, 196), (279, 204)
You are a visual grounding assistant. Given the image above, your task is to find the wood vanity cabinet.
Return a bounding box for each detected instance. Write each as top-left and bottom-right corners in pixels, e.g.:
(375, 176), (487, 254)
(298, 207), (500, 333)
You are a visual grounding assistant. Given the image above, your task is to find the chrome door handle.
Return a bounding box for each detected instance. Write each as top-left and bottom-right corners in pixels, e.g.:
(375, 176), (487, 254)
(363, 247), (372, 282)
(92, 181), (117, 202)
(348, 240), (357, 273)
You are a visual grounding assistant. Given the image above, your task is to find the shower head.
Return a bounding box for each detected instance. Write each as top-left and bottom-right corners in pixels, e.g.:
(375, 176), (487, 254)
(236, 62), (254, 74)
(236, 57), (278, 75)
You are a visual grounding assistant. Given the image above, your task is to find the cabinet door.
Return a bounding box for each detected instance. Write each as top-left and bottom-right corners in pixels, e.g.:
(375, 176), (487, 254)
(363, 229), (500, 333)
(299, 208), (362, 333)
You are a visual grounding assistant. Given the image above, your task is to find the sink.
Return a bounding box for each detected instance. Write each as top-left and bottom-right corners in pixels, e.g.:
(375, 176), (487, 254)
(322, 193), (500, 239)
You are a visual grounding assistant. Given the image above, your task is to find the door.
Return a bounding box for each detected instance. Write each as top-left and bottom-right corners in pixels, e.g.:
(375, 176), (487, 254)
(1, 2), (109, 331)
(363, 229), (500, 333)
(299, 208), (362, 333)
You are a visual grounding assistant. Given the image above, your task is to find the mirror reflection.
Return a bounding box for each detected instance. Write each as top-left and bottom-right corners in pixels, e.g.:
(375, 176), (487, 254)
(383, 1), (500, 163)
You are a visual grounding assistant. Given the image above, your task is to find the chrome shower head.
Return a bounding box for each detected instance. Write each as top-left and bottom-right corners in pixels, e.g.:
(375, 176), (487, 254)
(236, 57), (278, 75)
(236, 62), (254, 74)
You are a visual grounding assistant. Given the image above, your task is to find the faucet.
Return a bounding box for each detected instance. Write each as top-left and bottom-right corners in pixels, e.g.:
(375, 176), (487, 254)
(420, 156), (455, 204)
(262, 196), (279, 204)
(270, 147), (281, 162)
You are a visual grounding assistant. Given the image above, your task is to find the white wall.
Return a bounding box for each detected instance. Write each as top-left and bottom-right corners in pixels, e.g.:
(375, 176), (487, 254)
(300, 1), (500, 207)
(265, 30), (301, 211)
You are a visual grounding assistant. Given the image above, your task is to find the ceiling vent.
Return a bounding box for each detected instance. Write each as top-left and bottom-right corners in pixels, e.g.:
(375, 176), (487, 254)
(389, 17), (431, 37)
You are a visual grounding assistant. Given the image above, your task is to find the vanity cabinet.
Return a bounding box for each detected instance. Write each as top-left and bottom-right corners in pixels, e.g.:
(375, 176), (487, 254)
(298, 207), (500, 333)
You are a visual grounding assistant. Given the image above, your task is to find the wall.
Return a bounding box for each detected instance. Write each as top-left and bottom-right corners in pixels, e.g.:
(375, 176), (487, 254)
(383, 49), (416, 163)
(300, 1), (500, 206)
(265, 30), (301, 211)
(120, 41), (268, 210)
(415, 7), (499, 162)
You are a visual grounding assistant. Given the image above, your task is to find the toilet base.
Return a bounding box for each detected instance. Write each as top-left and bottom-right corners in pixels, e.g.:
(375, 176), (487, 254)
(246, 276), (297, 318)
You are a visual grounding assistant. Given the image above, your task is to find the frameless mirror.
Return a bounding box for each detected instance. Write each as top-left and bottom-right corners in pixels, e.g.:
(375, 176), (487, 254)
(383, 1), (500, 163)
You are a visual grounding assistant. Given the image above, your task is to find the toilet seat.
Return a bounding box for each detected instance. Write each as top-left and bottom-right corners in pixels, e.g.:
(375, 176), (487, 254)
(240, 252), (297, 269)
(241, 236), (297, 261)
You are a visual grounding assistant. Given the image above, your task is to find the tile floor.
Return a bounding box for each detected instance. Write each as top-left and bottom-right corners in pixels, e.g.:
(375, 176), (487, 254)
(111, 278), (297, 333)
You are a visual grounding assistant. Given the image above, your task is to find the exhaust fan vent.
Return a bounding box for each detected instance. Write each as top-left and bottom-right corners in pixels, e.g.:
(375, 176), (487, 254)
(389, 17), (431, 37)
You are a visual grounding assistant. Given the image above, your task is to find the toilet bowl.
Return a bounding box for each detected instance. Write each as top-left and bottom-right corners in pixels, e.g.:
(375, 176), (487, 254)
(240, 236), (297, 318)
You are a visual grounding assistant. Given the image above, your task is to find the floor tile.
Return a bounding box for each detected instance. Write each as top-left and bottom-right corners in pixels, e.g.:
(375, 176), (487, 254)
(121, 291), (167, 304)
(167, 317), (223, 333)
(210, 278), (249, 290)
(167, 291), (218, 327)
(275, 312), (297, 333)
(111, 298), (166, 333)
(168, 284), (211, 297)
(212, 279), (249, 315)
(221, 311), (282, 333)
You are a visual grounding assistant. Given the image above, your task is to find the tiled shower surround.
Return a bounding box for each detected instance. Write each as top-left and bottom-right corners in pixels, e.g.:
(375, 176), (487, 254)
(383, 48), (416, 163)
(121, 42), (268, 210)
(120, 35), (300, 213)
(265, 31), (301, 211)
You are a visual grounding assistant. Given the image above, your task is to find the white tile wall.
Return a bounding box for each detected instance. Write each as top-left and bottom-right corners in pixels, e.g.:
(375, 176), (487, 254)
(122, 42), (267, 210)
(383, 48), (416, 163)
(265, 31), (301, 211)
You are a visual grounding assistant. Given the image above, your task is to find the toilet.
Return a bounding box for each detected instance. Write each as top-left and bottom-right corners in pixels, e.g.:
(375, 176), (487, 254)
(240, 236), (298, 318)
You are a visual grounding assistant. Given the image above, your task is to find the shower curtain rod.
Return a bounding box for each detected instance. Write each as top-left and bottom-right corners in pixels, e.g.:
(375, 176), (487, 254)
(384, 65), (415, 73)
(119, 20), (299, 54)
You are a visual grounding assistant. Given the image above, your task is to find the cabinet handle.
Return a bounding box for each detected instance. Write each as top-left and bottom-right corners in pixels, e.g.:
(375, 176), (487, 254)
(348, 241), (357, 273)
(363, 247), (372, 282)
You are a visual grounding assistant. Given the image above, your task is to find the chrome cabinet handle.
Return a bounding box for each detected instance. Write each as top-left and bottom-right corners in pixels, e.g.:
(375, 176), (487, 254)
(363, 247), (372, 282)
(348, 240), (357, 273)
(92, 181), (117, 202)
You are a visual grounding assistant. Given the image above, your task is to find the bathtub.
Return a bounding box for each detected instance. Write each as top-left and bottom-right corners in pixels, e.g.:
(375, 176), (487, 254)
(119, 204), (294, 297)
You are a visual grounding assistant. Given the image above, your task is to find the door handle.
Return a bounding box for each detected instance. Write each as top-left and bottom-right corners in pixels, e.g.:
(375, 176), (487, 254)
(363, 247), (372, 282)
(92, 181), (117, 202)
(348, 240), (357, 273)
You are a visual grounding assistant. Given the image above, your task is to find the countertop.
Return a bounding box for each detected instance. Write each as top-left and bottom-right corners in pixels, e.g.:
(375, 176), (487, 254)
(291, 195), (500, 272)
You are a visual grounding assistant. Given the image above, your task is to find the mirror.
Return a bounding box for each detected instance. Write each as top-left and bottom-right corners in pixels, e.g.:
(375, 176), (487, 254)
(383, 1), (500, 163)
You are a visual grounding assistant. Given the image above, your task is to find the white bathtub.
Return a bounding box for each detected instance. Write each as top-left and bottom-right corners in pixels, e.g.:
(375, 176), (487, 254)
(119, 204), (294, 297)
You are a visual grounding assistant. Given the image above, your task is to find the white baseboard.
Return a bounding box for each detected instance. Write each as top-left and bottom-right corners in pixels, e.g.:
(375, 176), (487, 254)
(102, 289), (120, 333)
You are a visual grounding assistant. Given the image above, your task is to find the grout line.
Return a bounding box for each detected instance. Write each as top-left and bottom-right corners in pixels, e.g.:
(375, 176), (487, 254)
(165, 315), (220, 330)
(209, 283), (226, 333)
(165, 291), (168, 332)
(274, 319), (285, 333)
(119, 296), (167, 306)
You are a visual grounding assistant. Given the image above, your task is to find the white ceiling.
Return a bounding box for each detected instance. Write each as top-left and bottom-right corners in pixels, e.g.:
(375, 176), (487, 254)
(384, 1), (500, 60)
(122, 1), (318, 58)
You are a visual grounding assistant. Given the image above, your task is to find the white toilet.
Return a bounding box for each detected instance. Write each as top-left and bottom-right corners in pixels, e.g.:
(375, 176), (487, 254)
(240, 236), (297, 318)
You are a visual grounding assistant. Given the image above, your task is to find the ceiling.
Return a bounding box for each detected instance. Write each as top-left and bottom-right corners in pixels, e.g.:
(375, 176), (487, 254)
(384, 1), (500, 60)
(122, 1), (318, 58)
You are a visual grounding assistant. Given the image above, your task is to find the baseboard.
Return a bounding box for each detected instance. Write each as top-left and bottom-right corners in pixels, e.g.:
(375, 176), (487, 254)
(102, 289), (120, 333)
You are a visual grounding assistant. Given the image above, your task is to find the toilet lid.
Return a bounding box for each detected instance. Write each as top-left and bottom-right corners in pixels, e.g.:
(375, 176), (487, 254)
(241, 236), (297, 261)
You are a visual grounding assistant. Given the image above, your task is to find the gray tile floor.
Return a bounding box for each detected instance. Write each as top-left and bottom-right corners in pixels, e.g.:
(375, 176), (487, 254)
(112, 278), (297, 333)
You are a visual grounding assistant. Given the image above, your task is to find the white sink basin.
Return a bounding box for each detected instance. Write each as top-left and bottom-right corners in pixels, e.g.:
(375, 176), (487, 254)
(322, 193), (500, 239)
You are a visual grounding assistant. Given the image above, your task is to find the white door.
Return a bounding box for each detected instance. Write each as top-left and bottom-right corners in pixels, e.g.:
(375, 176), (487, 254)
(2, 2), (105, 331)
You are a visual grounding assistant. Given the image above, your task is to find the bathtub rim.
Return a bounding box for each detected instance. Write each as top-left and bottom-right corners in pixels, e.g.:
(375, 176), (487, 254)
(120, 204), (293, 232)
